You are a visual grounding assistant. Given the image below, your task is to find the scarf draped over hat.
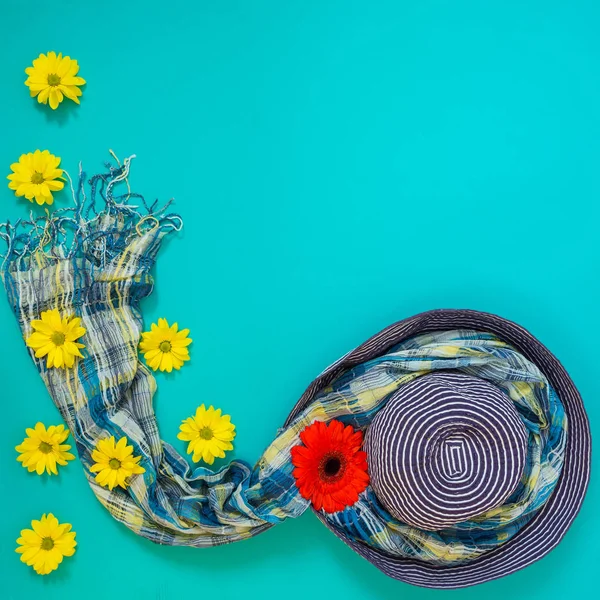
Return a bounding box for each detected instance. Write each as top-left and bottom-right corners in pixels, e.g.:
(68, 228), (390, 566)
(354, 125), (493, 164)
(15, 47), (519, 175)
(0, 160), (568, 564)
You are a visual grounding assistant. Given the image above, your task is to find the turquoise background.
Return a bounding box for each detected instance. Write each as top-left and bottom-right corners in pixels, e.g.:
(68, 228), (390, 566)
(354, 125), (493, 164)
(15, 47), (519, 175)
(0, 0), (597, 598)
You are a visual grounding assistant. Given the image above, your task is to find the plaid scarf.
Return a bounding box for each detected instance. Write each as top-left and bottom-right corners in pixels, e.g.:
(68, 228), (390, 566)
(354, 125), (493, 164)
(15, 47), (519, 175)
(1, 159), (566, 561)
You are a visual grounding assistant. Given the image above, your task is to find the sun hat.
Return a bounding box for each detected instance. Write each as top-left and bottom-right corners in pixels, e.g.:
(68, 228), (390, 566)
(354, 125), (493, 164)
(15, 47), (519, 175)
(285, 309), (591, 588)
(1, 160), (590, 589)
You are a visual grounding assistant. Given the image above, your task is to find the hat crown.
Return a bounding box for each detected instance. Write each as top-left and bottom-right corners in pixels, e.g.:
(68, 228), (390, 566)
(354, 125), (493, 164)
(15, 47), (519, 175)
(365, 372), (528, 530)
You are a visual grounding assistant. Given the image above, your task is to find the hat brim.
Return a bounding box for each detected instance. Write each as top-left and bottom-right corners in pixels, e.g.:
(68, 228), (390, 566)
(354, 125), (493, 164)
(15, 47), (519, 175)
(284, 309), (591, 588)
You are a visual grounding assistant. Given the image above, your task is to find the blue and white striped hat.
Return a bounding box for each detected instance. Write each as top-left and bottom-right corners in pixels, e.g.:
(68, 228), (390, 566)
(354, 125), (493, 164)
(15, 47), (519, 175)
(365, 372), (530, 531)
(286, 309), (591, 588)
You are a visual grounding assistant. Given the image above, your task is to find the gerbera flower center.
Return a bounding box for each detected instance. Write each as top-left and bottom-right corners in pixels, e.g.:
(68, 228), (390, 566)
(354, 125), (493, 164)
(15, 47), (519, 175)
(199, 426), (214, 440)
(47, 73), (61, 86)
(109, 458), (121, 470)
(318, 452), (347, 482)
(38, 441), (53, 454)
(324, 456), (342, 476)
(159, 340), (172, 353)
(30, 172), (45, 184)
(41, 537), (55, 551)
(50, 332), (66, 346)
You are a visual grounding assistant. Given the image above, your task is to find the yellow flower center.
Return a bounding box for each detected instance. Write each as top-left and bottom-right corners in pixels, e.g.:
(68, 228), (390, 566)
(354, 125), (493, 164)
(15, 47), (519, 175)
(159, 341), (172, 353)
(41, 537), (54, 551)
(109, 458), (121, 470)
(30, 172), (45, 184)
(47, 73), (61, 86)
(39, 441), (53, 454)
(199, 426), (214, 440)
(51, 332), (66, 346)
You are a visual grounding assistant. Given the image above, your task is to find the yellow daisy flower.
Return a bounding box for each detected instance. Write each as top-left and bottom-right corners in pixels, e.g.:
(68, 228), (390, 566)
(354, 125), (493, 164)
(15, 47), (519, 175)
(25, 51), (86, 110)
(90, 436), (146, 490)
(139, 318), (192, 373)
(8, 150), (64, 206)
(177, 404), (236, 465)
(15, 422), (75, 475)
(16, 513), (77, 576)
(25, 309), (86, 369)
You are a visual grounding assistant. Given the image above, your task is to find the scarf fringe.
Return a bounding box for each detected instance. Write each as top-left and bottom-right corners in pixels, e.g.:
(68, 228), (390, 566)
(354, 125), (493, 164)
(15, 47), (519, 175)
(0, 155), (182, 275)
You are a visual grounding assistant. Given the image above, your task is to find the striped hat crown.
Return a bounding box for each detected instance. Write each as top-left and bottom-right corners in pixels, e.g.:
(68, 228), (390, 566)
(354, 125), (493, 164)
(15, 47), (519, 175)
(365, 372), (529, 530)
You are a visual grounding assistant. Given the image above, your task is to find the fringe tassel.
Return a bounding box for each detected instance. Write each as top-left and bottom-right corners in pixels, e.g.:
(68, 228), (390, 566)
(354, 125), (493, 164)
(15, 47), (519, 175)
(0, 155), (182, 275)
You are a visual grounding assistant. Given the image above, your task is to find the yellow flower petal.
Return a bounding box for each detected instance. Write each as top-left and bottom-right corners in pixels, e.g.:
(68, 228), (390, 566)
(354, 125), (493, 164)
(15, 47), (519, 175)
(56, 56), (72, 77)
(95, 468), (111, 485)
(160, 352), (173, 372)
(48, 88), (62, 110)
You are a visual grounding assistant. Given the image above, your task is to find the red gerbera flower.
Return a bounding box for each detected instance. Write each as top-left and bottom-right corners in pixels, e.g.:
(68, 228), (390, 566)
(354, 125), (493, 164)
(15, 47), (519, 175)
(291, 419), (370, 513)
